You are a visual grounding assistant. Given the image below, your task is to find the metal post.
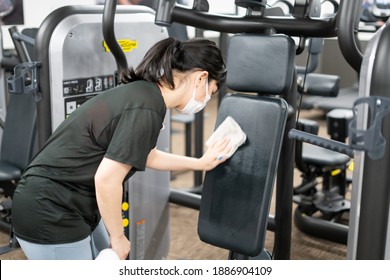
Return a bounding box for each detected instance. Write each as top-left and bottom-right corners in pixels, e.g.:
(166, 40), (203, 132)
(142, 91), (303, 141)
(194, 110), (203, 186)
(273, 73), (297, 260)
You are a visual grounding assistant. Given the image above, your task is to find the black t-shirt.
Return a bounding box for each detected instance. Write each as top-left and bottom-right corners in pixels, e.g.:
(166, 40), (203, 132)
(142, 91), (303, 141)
(12, 80), (166, 244)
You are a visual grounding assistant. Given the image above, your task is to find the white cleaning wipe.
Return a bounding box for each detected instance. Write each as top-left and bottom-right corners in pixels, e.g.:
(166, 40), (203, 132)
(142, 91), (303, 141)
(205, 116), (247, 159)
(95, 249), (120, 260)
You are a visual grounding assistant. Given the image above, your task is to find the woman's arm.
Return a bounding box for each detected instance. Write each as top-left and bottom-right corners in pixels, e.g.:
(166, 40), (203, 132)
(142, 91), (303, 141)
(95, 157), (132, 260)
(146, 137), (231, 171)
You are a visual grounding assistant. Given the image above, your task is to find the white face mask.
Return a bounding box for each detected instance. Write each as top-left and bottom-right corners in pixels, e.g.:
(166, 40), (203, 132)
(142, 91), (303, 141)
(178, 77), (210, 115)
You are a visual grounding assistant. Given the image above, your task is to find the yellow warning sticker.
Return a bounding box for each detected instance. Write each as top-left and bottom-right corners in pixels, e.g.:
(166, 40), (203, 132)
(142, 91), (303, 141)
(331, 169), (341, 176)
(348, 160), (354, 171)
(103, 39), (138, 53)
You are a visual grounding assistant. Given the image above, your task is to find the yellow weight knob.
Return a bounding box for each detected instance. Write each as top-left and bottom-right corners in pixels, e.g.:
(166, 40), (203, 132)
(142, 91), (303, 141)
(122, 202), (129, 211)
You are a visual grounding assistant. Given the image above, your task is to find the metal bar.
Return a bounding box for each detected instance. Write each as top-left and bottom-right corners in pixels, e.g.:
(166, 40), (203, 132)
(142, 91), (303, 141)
(218, 33), (229, 106)
(8, 26), (29, 63)
(337, 0), (363, 73)
(169, 189), (201, 210)
(273, 74), (298, 260)
(102, 0), (130, 83)
(169, 5), (337, 37)
(12, 32), (35, 46)
(194, 111), (203, 186)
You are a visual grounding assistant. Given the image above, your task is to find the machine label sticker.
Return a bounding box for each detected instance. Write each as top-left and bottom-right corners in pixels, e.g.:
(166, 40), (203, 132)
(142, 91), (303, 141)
(135, 219), (146, 260)
(64, 95), (96, 118)
(63, 74), (115, 96)
(103, 39), (138, 53)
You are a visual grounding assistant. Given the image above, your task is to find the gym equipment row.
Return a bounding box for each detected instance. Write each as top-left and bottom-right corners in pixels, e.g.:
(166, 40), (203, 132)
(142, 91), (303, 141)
(0, 0), (389, 260)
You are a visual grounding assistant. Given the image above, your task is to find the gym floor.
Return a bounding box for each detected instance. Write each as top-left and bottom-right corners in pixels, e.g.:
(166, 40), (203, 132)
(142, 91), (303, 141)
(0, 94), (348, 260)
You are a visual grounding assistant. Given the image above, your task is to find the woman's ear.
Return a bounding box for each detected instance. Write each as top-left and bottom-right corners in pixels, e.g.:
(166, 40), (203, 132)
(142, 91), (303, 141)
(196, 71), (209, 86)
(199, 71), (209, 80)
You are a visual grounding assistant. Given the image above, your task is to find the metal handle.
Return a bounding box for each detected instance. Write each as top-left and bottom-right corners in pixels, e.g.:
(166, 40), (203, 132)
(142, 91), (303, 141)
(102, 0), (130, 84)
(288, 128), (354, 158)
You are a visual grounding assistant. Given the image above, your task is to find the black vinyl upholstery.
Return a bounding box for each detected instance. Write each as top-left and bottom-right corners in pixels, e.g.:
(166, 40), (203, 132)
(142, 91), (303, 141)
(198, 34), (295, 257)
(198, 94), (288, 256)
(226, 34), (295, 96)
(0, 92), (36, 197)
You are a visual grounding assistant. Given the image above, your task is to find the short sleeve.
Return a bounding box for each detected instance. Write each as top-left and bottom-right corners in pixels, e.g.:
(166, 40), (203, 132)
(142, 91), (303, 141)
(105, 108), (163, 170)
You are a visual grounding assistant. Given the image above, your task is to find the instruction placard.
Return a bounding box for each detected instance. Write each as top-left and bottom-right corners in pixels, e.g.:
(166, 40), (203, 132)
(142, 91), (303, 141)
(63, 74), (115, 96)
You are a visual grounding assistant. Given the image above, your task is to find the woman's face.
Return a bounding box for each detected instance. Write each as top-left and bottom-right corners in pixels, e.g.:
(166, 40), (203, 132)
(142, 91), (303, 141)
(185, 70), (218, 104)
(193, 78), (218, 103)
(175, 70), (218, 113)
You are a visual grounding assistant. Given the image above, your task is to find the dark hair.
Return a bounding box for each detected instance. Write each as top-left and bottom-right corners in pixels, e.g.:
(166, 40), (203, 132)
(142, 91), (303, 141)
(128, 37), (226, 90)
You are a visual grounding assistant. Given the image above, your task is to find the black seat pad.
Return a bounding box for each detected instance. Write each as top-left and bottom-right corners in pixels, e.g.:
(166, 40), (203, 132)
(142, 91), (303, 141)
(0, 161), (22, 181)
(302, 143), (350, 167)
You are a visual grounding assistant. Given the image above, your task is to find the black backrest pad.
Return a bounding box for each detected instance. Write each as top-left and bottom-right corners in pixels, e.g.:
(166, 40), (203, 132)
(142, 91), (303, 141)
(1, 92), (37, 170)
(226, 34), (295, 95)
(198, 94), (288, 256)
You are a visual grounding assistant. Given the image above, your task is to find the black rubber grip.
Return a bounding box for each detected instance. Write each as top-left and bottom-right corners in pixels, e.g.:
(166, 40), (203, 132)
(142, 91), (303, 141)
(288, 129), (354, 158)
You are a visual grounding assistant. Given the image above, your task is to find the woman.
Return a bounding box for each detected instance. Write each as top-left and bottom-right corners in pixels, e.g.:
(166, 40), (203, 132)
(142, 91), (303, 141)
(12, 37), (229, 260)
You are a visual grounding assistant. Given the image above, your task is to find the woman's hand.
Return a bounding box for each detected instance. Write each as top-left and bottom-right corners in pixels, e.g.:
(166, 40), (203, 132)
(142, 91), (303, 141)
(199, 137), (231, 171)
(110, 234), (131, 260)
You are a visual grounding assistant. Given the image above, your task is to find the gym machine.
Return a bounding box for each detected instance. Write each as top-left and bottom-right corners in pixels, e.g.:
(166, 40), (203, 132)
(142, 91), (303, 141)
(299, 1), (390, 113)
(293, 109), (353, 245)
(155, 0), (339, 260)
(0, 1), (35, 254)
(292, 0), (390, 249)
(158, 0), (390, 260)
(289, 1), (390, 259)
(8, 4), (170, 260)
(347, 20), (390, 260)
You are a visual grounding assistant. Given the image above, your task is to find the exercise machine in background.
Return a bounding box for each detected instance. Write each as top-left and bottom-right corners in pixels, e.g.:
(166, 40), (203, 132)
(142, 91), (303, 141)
(299, 0), (390, 113)
(289, 1), (390, 259)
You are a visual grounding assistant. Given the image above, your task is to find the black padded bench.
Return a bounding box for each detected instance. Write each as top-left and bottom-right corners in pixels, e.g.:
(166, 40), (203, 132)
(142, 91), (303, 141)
(301, 86), (358, 111)
(301, 73), (340, 98)
(197, 34), (295, 259)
